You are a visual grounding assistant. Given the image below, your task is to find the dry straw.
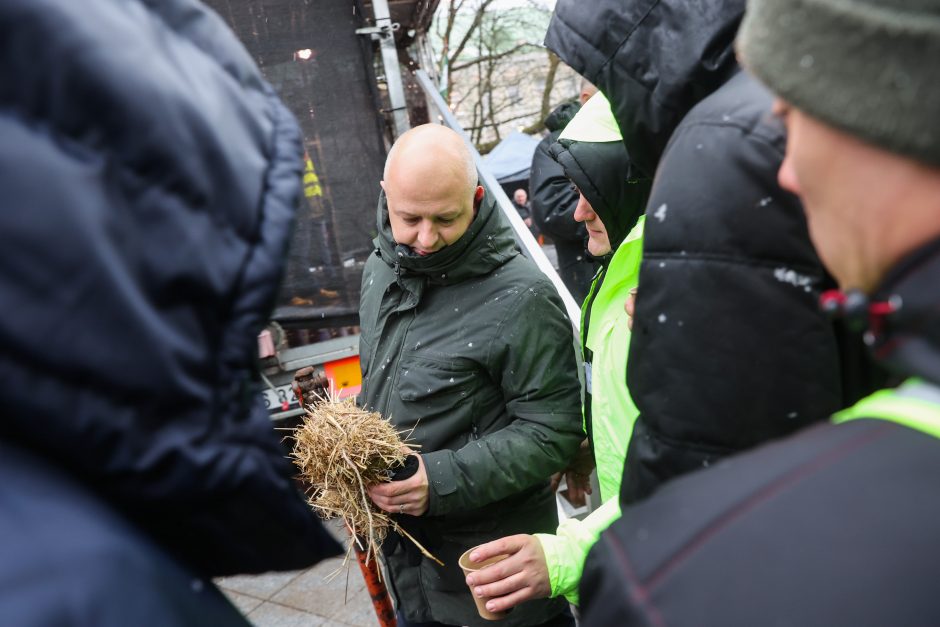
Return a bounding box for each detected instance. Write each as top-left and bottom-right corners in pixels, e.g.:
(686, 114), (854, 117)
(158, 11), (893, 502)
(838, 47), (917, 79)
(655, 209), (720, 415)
(291, 392), (443, 570)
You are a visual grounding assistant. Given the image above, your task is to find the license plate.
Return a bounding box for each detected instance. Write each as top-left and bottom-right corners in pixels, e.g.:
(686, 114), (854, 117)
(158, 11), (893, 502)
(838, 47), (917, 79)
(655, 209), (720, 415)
(263, 384), (299, 412)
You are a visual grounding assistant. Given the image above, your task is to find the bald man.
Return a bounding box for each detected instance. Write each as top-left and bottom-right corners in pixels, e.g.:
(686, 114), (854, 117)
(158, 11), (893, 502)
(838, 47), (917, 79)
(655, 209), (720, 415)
(358, 125), (583, 627)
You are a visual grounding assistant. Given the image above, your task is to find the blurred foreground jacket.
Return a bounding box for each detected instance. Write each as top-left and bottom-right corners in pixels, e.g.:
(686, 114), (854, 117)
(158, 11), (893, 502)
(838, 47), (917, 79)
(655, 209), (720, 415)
(0, 0), (341, 623)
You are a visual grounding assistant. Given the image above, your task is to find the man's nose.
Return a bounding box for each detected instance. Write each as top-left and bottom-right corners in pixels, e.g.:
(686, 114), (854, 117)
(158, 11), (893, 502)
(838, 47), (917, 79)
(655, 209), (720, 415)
(777, 153), (801, 196)
(417, 223), (438, 248)
(573, 195), (594, 223)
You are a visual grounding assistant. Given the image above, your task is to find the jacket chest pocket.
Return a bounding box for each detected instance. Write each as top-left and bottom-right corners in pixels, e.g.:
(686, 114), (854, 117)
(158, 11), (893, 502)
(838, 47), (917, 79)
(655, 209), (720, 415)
(396, 356), (477, 403)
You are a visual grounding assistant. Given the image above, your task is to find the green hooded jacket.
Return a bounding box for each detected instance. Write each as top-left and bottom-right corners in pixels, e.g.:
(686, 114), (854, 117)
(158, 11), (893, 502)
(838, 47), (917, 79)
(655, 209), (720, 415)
(358, 190), (584, 626)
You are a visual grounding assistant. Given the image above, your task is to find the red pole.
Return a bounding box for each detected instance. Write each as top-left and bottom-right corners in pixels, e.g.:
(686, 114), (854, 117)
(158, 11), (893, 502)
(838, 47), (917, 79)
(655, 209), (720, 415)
(351, 540), (397, 627)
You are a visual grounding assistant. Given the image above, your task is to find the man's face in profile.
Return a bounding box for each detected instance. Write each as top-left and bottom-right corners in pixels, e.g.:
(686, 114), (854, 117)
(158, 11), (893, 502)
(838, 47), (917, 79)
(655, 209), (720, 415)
(775, 100), (890, 292)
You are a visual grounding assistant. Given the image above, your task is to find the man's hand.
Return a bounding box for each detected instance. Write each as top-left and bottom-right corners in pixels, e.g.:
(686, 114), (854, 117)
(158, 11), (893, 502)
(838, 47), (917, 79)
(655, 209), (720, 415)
(367, 452), (429, 516)
(464, 535), (551, 613)
(553, 439), (594, 507)
(625, 286), (638, 331)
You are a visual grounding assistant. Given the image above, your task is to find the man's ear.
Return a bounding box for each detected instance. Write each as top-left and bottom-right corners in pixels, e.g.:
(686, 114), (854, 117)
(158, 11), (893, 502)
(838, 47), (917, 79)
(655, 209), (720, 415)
(380, 180), (387, 193)
(472, 186), (485, 214)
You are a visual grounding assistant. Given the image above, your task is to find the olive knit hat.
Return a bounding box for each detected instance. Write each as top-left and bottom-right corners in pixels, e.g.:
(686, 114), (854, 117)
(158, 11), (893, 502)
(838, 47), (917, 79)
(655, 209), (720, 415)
(737, 0), (940, 167)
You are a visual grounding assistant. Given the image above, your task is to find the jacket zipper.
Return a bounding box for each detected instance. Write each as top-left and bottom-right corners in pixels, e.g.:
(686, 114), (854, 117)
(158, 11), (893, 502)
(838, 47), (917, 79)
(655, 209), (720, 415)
(383, 256), (417, 420)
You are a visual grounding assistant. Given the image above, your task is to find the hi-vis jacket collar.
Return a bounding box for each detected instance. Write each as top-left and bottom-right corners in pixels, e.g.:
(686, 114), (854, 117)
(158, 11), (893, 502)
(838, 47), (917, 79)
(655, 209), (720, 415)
(559, 91), (622, 143)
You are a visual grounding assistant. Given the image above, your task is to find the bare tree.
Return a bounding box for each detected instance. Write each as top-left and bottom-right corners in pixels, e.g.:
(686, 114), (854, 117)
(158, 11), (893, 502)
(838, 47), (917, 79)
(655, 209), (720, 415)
(430, 0), (575, 152)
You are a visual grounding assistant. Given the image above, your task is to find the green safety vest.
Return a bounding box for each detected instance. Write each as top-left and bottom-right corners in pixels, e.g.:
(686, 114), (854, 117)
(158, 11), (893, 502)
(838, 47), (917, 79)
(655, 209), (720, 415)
(833, 378), (940, 439)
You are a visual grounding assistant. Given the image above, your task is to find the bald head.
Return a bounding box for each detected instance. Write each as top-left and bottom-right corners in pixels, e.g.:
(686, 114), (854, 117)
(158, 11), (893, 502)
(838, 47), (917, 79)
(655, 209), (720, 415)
(381, 124), (483, 256)
(384, 124), (478, 198)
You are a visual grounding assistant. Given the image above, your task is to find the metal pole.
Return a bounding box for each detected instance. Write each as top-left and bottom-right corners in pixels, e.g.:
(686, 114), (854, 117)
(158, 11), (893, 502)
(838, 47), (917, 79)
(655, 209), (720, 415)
(372, 0), (411, 138)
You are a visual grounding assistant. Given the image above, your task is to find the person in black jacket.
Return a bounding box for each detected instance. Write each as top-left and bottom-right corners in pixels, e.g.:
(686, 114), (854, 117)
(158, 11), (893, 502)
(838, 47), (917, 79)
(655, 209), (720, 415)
(0, 1), (340, 624)
(530, 80), (599, 303)
(579, 1), (940, 624)
(545, 0), (884, 506)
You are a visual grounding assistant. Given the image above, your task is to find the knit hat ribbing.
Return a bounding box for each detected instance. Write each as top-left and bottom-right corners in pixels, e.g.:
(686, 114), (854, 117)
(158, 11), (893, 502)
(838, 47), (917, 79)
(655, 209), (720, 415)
(737, 0), (940, 167)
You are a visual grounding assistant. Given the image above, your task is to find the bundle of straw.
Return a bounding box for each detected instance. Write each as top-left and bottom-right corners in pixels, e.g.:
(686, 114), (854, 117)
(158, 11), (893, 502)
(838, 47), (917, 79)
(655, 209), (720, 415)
(291, 393), (442, 568)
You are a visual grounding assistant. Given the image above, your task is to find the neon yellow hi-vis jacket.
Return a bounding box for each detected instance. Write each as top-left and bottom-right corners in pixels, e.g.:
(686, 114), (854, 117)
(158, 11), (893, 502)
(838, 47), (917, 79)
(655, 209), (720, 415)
(535, 216), (644, 605)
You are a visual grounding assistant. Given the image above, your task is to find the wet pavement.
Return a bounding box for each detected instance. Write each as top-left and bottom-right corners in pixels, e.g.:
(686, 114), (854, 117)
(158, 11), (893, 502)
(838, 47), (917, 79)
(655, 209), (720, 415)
(216, 521), (376, 626)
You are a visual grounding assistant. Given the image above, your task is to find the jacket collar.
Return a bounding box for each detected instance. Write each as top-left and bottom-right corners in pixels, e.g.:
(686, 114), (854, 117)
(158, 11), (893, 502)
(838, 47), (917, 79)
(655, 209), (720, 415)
(869, 237), (940, 385)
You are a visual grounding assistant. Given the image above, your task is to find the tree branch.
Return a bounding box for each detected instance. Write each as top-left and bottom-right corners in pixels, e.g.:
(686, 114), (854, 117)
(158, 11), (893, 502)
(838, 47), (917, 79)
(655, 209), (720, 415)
(450, 41), (539, 72)
(448, 0), (497, 68)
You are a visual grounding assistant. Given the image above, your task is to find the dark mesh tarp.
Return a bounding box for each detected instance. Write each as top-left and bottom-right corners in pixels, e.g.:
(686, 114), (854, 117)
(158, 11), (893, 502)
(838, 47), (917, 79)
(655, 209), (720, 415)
(205, 0), (388, 320)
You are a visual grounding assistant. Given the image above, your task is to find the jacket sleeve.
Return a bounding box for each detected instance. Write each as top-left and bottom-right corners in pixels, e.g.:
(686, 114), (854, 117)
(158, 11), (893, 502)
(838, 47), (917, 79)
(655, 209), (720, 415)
(530, 137), (586, 242)
(536, 497), (621, 605)
(423, 279), (584, 516)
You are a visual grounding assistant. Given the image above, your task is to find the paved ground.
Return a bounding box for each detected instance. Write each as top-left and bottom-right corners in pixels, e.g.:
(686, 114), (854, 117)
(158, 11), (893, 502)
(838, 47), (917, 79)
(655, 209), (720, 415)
(216, 521), (376, 627)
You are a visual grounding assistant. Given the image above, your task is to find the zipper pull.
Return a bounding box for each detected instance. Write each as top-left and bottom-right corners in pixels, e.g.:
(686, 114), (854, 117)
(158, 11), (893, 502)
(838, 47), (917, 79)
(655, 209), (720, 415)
(394, 245), (409, 280)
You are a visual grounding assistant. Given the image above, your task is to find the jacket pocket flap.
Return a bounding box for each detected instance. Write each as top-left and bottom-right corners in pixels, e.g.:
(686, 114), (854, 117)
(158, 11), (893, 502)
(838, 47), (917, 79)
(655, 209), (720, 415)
(397, 357), (476, 402)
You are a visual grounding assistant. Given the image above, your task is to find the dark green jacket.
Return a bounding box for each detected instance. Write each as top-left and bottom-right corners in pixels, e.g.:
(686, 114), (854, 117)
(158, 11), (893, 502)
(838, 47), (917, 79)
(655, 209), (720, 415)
(358, 191), (584, 626)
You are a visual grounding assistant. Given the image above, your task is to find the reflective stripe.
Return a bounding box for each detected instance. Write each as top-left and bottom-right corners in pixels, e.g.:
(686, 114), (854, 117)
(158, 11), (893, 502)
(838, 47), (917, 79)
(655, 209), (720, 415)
(832, 379), (940, 439)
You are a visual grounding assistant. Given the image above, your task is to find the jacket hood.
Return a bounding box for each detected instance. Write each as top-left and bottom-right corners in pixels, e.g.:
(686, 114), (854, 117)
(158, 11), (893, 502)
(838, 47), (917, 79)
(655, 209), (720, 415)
(549, 92), (650, 251)
(549, 139), (649, 251)
(545, 0), (744, 178)
(1, 0), (341, 576)
(374, 188), (519, 285)
(544, 101), (581, 133)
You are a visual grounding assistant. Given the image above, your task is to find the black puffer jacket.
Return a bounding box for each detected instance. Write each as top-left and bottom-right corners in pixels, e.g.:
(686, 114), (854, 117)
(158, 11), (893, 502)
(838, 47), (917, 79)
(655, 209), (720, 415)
(0, 0), (340, 620)
(546, 0), (744, 181)
(530, 101), (597, 302)
(546, 0), (884, 505)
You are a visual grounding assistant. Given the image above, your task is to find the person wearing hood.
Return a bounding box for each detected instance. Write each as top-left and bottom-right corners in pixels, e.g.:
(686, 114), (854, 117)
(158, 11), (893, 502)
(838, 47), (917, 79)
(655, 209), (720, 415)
(530, 80), (600, 303)
(463, 93), (651, 613)
(359, 124), (584, 627)
(0, 0), (342, 624)
(578, 1), (940, 624)
(545, 0), (884, 506)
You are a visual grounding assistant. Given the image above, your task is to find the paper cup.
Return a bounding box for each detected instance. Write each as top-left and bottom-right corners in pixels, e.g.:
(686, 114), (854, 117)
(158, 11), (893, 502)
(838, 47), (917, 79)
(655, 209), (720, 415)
(459, 547), (509, 621)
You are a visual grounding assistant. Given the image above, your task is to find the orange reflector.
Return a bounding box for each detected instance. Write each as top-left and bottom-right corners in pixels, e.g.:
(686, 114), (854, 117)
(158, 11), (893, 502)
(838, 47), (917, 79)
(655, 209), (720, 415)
(323, 356), (362, 399)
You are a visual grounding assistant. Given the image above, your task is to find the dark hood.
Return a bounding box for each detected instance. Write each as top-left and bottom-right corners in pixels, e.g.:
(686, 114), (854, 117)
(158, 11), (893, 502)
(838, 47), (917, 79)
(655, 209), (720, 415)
(549, 138), (651, 250)
(544, 100), (581, 133)
(0, 0), (341, 576)
(545, 0), (745, 178)
(374, 188), (519, 285)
